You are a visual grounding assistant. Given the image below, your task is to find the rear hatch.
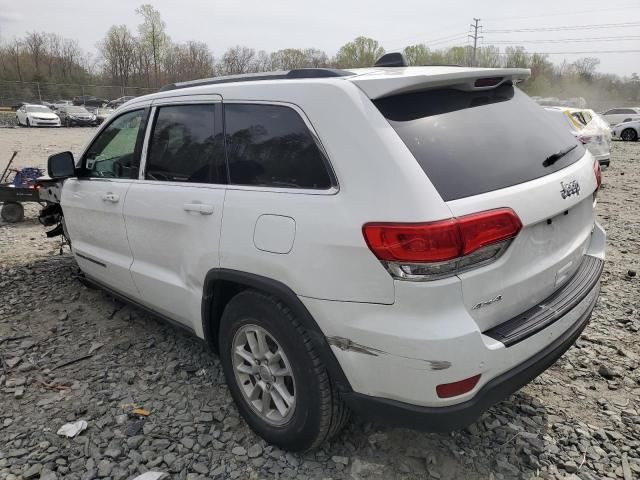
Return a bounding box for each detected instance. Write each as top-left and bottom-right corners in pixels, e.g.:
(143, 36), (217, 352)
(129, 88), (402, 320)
(367, 73), (598, 331)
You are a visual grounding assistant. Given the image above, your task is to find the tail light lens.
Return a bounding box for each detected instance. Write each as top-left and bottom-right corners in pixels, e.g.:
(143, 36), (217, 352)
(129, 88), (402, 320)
(363, 208), (522, 281)
(594, 160), (602, 190)
(593, 160), (602, 202)
(579, 134), (604, 145)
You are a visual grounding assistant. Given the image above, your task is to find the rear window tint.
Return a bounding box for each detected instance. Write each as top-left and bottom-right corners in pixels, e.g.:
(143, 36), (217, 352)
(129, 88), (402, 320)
(225, 104), (333, 189)
(146, 104), (226, 183)
(374, 85), (585, 201)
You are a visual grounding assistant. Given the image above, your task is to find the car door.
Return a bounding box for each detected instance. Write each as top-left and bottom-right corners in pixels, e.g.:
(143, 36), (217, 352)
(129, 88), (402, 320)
(16, 106), (26, 125)
(123, 98), (226, 330)
(61, 107), (149, 297)
(603, 109), (621, 125)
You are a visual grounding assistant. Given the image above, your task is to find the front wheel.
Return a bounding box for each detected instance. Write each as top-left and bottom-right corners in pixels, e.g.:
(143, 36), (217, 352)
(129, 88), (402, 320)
(25, 118), (31, 128)
(218, 290), (349, 451)
(621, 128), (638, 142)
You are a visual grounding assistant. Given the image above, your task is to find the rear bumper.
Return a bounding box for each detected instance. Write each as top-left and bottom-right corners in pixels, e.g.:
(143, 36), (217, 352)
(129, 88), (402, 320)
(302, 223), (605, 428)
(341, 287), (597, 432)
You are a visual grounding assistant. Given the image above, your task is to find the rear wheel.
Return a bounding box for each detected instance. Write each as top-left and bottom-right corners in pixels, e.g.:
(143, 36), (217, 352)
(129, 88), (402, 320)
(1, 202), (25, 223)
(621, 128), (638, 142)
(218, 289), (349, 451)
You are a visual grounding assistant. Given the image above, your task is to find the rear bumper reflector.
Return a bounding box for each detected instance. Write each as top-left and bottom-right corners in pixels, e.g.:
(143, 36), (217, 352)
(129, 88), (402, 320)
(483, 255), (603, 347)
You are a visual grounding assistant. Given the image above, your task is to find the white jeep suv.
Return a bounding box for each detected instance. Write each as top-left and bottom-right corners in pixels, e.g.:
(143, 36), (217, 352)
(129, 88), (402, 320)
(45, 60), (606, 451)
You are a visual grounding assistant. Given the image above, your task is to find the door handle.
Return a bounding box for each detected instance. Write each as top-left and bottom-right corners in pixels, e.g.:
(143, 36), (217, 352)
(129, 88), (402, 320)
(101, 193), (119, 203)
(183, 203), (214, 215)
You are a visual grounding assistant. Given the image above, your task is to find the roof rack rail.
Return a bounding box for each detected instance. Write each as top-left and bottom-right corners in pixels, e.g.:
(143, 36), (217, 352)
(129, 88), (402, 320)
(159, 68), (353, 92)
(374, 52), (408, 67)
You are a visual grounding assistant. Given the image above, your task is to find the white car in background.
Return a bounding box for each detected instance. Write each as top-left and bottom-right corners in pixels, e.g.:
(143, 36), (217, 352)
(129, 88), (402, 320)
(15, 104), (61, 127)
(611, 119), (639, 142)
(600, 107), (640, 126)
(545, 107), (611, 167)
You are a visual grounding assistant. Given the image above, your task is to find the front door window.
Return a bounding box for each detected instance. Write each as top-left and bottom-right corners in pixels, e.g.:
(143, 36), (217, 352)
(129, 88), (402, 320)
(83, 109), (146, 179)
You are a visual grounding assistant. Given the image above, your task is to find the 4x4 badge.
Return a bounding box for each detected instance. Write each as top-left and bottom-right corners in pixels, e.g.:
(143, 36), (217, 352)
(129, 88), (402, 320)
(560, 180), (580, 199)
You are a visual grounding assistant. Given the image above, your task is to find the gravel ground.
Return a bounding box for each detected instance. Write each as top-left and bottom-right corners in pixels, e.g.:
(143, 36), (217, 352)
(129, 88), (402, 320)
(0, 131), (639, 479)
(0, 126), (95, 171)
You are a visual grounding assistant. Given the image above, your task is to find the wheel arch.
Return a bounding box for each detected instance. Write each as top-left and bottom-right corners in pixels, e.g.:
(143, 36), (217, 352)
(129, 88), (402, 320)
(201, 268), (353, 393)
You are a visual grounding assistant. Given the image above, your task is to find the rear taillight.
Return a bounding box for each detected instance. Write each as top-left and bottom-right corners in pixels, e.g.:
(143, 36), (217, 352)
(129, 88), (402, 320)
(579, 134), (603, 144)
(593, 160), (602, 202)
(363, 208), (522, 281)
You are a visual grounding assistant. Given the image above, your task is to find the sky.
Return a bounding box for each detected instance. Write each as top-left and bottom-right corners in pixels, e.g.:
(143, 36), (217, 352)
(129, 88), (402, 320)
(0, 0), (639, 77)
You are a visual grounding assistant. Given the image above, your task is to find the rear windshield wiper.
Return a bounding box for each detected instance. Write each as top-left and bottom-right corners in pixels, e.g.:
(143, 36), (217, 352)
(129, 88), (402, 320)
(543, 144), (578, 167)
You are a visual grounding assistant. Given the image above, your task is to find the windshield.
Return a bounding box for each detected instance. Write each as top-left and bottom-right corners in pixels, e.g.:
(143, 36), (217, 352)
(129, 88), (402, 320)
(374, 84), (585, 201)
(26, 106), (52, 113)
(66, 107), (89, 113)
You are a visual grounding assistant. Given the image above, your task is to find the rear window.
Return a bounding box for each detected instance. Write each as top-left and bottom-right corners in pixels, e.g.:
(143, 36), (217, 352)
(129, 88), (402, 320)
(374, 84), (585, 201)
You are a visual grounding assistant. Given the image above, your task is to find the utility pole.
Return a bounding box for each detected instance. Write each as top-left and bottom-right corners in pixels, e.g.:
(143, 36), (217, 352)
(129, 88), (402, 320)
(469, 18), (483, 67)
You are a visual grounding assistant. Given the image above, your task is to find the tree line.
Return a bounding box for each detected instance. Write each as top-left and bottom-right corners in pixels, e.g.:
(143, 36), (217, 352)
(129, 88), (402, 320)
(0, 4), (638, 105)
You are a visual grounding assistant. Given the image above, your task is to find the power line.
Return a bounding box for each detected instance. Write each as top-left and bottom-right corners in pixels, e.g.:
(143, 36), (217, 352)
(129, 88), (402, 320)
(490, 35), (640, 45)
(483, 4), (640, 21)
(484, 21), (640, 34)
(385, 32), (469, 53)
(493, 49), (640, 55)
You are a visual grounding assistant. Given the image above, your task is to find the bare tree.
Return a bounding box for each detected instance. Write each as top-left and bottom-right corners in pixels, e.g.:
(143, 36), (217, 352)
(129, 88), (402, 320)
(252, 50), (272, 72)
(136, 4), (169, 86)
(403, 44), (430, 66)
(572, 57), (600, 82)
(220, 46), (256, 75)
(303, 48), (329, 68)
(8, 39), (22, 81)
(99, 25), (137, 88)
(270, 48), (307, 70)
(334, 37), (384, 68)
(24, 31), (46, 75)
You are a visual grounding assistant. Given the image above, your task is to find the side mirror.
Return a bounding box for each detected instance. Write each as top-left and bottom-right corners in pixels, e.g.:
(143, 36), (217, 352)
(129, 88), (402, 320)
(48, 151), (76, 179)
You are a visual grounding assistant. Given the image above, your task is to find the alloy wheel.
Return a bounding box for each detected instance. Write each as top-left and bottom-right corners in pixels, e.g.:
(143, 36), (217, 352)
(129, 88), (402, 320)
(232, 324), (296, 425)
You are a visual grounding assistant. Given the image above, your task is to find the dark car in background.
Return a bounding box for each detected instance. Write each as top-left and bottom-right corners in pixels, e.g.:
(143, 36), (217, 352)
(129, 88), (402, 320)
(57, 105), (98, 127)
(106, 96), (136, 109)
(72, 95), (108, 107)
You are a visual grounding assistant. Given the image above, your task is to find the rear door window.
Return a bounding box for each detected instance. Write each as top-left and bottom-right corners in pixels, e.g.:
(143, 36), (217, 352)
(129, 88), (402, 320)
(146, 104), (226, 183)
(374, 84), (585, 201)
(224, 103), (333, 189)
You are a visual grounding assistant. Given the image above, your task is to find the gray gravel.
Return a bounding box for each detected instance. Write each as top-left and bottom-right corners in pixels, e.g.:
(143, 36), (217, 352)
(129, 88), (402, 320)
(1, 141), (639, 479)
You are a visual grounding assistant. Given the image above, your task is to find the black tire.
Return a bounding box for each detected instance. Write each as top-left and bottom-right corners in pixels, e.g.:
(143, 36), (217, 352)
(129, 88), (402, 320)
(64, 118), (70, 127)
(1, 202), (25, 223)
(25, 118), (30, 128)
(218, 289), (349, 451)
(621, 128), (638, 142)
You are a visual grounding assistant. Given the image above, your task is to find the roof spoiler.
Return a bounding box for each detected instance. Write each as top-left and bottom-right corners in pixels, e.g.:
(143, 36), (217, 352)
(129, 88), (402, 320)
(351, 68), (531, 99)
